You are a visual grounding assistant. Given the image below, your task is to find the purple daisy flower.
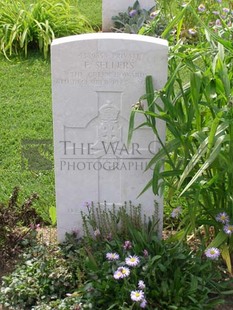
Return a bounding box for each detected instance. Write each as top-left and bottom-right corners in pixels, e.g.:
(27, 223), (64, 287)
(205, 247), (220, 260)
(224, 224), (233, 236)
(125, 255), (140, 267)
(215, 212), (230, 224)
(106, 252), (120, 261)
(130, 290), (144, 302)
(114, 266), (130, 279)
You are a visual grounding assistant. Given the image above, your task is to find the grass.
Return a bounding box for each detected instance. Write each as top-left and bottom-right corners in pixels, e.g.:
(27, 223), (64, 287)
(0, 52), (54, 220)
(0, 1), (102, 220)
(78, 0), (102, 29)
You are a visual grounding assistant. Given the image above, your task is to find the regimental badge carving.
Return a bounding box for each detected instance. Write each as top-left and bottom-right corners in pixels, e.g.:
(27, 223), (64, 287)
(63, 90), (128, 158)
(98, 99), (120, 144)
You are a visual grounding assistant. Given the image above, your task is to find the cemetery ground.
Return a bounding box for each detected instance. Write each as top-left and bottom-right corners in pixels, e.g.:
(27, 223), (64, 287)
(1, 0), (233, 309)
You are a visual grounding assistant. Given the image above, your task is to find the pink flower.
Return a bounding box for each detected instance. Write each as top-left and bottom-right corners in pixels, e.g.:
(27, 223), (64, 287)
(123, 240), (132, 250)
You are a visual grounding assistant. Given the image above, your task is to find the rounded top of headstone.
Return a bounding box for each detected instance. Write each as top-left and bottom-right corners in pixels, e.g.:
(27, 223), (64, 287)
(51, 33), (168, 47)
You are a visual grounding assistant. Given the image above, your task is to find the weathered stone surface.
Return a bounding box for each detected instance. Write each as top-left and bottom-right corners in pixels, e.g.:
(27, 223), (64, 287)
(51, 33), (168, 241)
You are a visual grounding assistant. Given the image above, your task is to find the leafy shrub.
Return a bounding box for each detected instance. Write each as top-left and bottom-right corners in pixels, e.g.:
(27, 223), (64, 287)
(62, 204), (232, 309)
(128, 6), (233, 271)
(1, 204), (232, 309)
(0, 244), (76, 310)
(112, 0), (158, 34)
(62, 233), (232, 309)
(142, 241), (228, 309)
(31, 296), (83, 310)
(0, 187), (41, 265)
(0, 0), (93, 58)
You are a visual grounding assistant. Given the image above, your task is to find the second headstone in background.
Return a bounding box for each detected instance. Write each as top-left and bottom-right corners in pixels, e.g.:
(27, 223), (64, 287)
(102, 0), (155, 32)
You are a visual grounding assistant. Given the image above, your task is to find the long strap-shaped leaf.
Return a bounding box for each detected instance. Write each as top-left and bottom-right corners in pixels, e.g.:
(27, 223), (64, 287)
(178, 122), (229, 189)
(179, 134), (229, 196)
(146, 75), (155, 127)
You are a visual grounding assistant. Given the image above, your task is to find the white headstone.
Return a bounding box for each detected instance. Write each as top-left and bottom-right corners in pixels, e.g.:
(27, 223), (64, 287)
(102, 0), (155, 32)
(51, 33), (168, 241)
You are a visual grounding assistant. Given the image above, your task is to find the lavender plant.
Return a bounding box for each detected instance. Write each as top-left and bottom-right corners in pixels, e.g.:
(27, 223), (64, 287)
(81, 201), (159, 245)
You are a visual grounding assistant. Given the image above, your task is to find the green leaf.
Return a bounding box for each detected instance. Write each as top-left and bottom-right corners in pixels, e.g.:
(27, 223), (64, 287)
(180, 134), (227, 196)
(190, 71), (202, 130)
(137, 179), (153, 197)
(127, 109), (136, 146)
(206, 112), (222, 158)
(221, 244), (232, 274)
(145, 75), (155, 123)
(146, 138), (180, 171)
(49, 206), (57, 226)
(161, 5), (188, 39)
(207, 231), (227, 249)
(178, 138), (208, 189)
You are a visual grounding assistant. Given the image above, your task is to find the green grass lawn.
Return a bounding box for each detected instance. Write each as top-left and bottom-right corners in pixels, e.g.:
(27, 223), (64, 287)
(0, 53), (54, 219)
(78, 0), (102, 29)
(0, 1), (102, 220)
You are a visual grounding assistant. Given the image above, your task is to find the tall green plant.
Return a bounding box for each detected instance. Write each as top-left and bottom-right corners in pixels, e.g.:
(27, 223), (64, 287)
(128, 20), (233, 271)
(0, 0), (92, 58)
